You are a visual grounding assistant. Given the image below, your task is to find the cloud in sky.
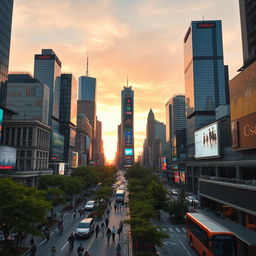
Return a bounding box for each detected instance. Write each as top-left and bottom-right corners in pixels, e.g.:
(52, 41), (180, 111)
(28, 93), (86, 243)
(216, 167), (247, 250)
(9, 0), (242, 162)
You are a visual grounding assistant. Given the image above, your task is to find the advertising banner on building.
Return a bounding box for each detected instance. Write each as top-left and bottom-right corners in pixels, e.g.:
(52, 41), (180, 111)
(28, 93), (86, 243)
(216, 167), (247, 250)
(180, 172), (186, 184)
(58, 163), (65, 175)
(124, 130), (132, 147)
(51, 132), (64, 161)
(161, 157), (167, 170)
(124, 148), (133, 156)
(0, 108), (3, 142)
(230, 61), (256, 121)
(69, 128), (76, 147)
(124, 97), (133, 129)
(174, 171), (180, 183)
(232, 112), (256, 150)
(0, 146), (17, 169)
(195, 122), (219, 159)
(71, 151), (78, 168)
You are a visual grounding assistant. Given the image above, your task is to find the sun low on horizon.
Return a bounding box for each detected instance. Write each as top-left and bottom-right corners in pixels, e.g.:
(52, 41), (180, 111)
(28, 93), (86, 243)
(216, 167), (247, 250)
(9, 0), (242, 163)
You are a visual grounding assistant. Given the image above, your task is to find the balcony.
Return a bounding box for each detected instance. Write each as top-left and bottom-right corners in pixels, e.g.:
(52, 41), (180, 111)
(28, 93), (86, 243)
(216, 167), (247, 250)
(199, 176), (256, 215)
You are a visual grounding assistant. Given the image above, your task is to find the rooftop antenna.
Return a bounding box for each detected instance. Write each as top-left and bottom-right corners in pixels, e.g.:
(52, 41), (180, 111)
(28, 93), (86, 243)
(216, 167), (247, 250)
(86, 50), (89, 76)
(126, 73), (129, 87)
(203, 15), (205, 21)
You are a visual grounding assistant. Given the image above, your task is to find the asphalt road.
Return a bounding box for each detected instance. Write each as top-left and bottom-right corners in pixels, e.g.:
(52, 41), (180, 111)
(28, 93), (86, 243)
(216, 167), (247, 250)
(30, 191), (129, 256)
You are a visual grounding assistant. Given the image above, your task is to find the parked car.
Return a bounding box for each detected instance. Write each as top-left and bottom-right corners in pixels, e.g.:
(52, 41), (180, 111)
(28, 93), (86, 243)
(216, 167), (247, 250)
(186, 196), (199, 205)
(75, 218), (95, 239)
(171, 189), (178, 196)
(84, 200), (96, 211)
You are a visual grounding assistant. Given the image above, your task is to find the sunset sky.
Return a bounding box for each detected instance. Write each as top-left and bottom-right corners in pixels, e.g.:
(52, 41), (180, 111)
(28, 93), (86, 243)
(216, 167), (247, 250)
(9, 0), (243, 163)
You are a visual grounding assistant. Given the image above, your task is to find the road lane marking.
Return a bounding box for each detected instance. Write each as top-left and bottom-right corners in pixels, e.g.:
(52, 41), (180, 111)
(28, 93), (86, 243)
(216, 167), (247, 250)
(39, 239), (46, 246)
(182, 228), (186, 232)
(178, 240), (191, 256)
(162, 228), (167, 231)
(168, 228), (174, 232)
(175, 228), (181, 232)
(61, 241), (69, 251)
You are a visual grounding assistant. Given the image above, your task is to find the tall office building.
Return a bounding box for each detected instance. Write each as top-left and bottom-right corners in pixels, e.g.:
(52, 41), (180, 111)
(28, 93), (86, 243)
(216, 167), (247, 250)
(6, 74), (49, 124)
(0, 0), (14, 107)
(34, 49), (62, 124)
(165, 95), (186, 147)
(184, 21), (226, 157)
(239, 0), (256, 67)
(121, 85), (134, 168)
(154, 120), (166, 142)
(146, 109), (155, 147)
(59, 74), (77, 167)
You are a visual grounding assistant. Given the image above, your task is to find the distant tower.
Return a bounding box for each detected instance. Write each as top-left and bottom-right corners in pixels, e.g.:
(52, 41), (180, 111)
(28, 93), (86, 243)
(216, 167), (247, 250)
(121, 84), (134, 168)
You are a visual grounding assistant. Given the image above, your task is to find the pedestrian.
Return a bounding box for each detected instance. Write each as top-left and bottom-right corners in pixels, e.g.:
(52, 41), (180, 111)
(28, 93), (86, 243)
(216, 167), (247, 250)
(108, 199), (111, 208)
(51, 246), (57, 256)
(106, 208), (110, 217)
(79, 209), (82, 218)
(117, 227), (121, 239)
(106, 228), (111, 244)
(30, 244), (36, 256)
(73, 209), (77, 220)
(101, 222), (105, 237)
(112, 226), (116, 242)
(116, 243), (121, 256)
(95, 224), (100, 238)
(44, 227), (50, 241)
(105, 217), (109, 228)
(114, 204), (117, 212)
(77, 243), (84, 256)
(119, 220), (123, 232)
(30, 236), (34, 246)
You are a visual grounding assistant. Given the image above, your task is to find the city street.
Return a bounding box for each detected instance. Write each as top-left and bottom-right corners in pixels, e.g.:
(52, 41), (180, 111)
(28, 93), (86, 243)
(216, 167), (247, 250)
(153, 215), (197, 256)
(31, 194), (129, 255)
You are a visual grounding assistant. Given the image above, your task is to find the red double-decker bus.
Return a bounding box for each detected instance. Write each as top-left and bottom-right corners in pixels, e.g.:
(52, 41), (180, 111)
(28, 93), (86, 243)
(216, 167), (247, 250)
(186, 213), (237, 256)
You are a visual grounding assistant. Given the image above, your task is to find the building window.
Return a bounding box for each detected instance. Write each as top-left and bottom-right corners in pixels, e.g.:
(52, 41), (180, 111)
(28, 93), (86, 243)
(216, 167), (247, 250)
(27, 160), (31, 169)
(27, 150), (32, 157)
(20, 150), (25, 157)
(36, 151), (39, 158)
(22, 127), (27, 146)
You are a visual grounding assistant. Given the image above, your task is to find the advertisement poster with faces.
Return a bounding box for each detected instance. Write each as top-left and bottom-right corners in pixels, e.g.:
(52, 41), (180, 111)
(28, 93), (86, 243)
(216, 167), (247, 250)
(195, 122), (219, 158)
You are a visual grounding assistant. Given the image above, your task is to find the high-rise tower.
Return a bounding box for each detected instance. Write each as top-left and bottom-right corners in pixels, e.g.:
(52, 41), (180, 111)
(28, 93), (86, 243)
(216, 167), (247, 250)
(184, 20), (226, 157)
(121, 85), (134, 168)
(0, 0), (14, 108)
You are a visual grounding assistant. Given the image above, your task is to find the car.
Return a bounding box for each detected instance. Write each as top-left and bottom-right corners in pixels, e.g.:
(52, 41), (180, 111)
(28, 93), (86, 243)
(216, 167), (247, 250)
(171, 189), (178, 196)
(186, 196), (199, 205)
(84, 200), (96, 211)
(75, 218), (95, 239)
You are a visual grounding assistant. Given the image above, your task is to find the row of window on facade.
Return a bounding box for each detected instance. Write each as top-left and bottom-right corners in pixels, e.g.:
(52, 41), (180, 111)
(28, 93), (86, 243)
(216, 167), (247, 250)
(17, 159), (48, 170)
(17, 150), (48, 159)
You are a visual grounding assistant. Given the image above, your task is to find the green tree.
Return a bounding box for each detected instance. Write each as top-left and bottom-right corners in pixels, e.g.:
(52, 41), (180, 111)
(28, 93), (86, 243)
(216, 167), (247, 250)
(0, 179), (50, 241)
(43, 187), (66, 206)
(95, 187), (113, 201)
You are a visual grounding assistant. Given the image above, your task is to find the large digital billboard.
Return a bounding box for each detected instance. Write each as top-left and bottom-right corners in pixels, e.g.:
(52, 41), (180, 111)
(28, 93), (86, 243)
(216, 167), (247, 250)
(161, 157), (167, 170)
(0, 146), (17, 169)
(124, 148), (133, 156)
(58, 163), (65, 175)
(124, 130), (132, 147)
(71, 151), (78, 168)
(195, 122), (219, 159)
(124, 97), (133, 129)
(230, 61), (256, 122)
(51, 132), (64, 161)
(232, 112), (256, 150)
(0, 108), (3, 142)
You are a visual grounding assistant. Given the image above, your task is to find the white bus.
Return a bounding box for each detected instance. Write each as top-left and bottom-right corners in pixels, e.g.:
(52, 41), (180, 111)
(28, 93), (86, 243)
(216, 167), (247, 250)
(115, 189), (125, 204)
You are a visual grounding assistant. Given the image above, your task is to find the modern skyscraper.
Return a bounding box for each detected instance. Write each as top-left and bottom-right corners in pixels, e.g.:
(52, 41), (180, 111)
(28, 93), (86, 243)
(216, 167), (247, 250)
(34, 49), (62, 125)
(78, 76), (96, 102)
(239, 0), (256, 67)
(59, 74), (77, 167)
(121, 85), (134, 168)
(184, 20), (226, 157)
(0, 0), (14, 107)
(6, 73), (49, 124)
(165, 95), (186, 147)
(154, 120), (166, 142)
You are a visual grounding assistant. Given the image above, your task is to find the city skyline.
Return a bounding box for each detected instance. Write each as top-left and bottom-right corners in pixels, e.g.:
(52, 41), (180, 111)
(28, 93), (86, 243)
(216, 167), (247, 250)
(9, 0), (242, 162)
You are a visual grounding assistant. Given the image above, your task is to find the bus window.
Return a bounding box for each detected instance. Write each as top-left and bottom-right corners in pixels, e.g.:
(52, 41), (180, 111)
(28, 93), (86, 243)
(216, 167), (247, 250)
(212, 235), (236, 256)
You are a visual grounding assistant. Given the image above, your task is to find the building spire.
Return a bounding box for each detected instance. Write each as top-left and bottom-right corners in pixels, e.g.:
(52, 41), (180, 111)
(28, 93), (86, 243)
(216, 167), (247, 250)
(126, 73), (129, 87)
(86, 51), (89, 76)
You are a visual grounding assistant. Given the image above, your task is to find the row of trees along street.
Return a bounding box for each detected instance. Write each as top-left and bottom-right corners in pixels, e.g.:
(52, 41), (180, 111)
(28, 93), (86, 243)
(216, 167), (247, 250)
(125, 164), (169, 256)
(0, 166), (117, 255)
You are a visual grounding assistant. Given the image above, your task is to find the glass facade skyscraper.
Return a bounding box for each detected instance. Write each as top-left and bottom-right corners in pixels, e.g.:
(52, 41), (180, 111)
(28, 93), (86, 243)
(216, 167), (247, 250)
(184, 20), (226, 157)
(78, 76), (96, 102)
(0, 0), (14, 107)
(34, 49), (62, 125)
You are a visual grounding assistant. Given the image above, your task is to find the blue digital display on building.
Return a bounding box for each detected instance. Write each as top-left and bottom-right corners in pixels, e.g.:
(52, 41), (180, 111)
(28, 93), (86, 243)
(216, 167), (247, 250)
(0, 108), (3, 142)
(124, 148), (133, 156)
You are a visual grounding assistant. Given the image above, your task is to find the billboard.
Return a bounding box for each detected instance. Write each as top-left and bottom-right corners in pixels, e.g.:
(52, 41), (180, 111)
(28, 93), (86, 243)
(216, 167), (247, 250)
(124, 97), (133, 129)
(71, 151), (78, 168)
(69, 128), (76, 147)
(195, 122), (219, 159)
(0, 146), (17, 169)
(161, 157), (167, 170)
(0, 108), (3, 142)
(124, 148), (133, 156)
(230, 61), (256, 121)
(180, 172), (186, 184)
(174, 171), (180, 183)
(51, 132), (64, 161)
(232, 112), (256, 150)
(124, 130), (132, 147)
(58, 163), (65, 175)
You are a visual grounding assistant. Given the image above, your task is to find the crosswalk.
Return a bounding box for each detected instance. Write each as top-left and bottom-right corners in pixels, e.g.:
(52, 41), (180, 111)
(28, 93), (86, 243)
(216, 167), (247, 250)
(156, 226), (186, 234)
